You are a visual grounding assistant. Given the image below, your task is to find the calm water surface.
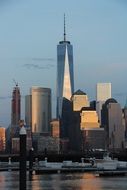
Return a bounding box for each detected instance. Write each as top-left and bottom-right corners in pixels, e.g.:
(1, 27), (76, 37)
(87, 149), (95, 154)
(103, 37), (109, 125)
(0, 171), (127, 190)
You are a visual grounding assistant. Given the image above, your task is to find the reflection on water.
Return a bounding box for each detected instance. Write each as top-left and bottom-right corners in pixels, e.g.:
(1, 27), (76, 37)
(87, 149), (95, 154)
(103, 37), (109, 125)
(0, 171), (127, 190)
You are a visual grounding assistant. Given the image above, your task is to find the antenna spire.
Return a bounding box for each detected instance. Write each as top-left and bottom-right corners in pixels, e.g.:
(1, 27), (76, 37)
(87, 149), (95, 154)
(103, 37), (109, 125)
(64, 14), (66, 41)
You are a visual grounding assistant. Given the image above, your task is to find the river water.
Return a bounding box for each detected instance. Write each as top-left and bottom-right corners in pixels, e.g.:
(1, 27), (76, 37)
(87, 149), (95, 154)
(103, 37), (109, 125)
(0, 171), (127, 190)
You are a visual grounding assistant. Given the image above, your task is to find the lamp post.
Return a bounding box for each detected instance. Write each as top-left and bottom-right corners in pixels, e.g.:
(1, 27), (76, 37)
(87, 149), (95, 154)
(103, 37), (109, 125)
(19, 120), (27, 190)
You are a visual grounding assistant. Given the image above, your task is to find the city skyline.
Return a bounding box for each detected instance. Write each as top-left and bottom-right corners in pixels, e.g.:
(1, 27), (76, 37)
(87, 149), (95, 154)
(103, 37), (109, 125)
(0, 0), (127, 127)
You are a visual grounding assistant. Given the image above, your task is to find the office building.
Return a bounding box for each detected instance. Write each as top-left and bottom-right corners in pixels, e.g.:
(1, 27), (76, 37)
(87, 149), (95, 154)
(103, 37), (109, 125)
(80, 107), (105, 150)
(71, 89), (89, 111)
(37, 135), (59, 154)
(69, 90), (90, 152)
(96, 83), (111, 125)
(123, 100), (127, 147)
(25, 95), (32, 127)
(0, 127), (6, 152)
(60, 90), (91, 152)
(80, 108), (100, 130)
(101, 98), (125, 150)
(11, 83), (21, 125)
(96, 83), (111, 101)
(11, 129), (32, 153)
(31, 87), (51, 133)
(60, 97), (72, 139)
(50, 119), (60, 138)
(56, 15), (74, 118)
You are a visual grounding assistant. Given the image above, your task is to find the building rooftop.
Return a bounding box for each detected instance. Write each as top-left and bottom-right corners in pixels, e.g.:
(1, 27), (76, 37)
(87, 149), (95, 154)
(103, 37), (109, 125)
(105, 98), (117, 106)
(73, 89), (86, 96)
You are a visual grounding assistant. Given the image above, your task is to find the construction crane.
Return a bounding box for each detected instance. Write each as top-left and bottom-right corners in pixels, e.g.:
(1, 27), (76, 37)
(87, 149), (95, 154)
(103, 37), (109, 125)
(13, 79), (18, 87)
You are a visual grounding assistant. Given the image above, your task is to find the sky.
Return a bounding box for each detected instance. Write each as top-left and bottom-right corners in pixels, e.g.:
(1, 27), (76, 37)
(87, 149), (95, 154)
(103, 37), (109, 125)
(0, 0), (127, 127)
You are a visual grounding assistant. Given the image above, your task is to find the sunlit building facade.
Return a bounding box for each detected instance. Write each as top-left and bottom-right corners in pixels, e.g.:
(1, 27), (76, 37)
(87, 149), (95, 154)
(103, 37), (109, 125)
(80, 109), (100, 130)
(80, 108), (105, 150)
(31, 87), (51, 133)
(96, 83), (111, 102)
(0, 127), (6, 152)
(56, 17), (74, 118)
(71, 89), (89, 111)
(96, 83), (111, 124)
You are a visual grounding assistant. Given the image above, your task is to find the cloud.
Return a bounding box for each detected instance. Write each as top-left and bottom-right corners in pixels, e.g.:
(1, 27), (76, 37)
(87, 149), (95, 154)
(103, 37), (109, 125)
(0, 96), (11, 100)
(23, 63), (55, 70)
(23, 63), (45, 69)
(22, 57), (55, 70)
(32, 58), (55, 62)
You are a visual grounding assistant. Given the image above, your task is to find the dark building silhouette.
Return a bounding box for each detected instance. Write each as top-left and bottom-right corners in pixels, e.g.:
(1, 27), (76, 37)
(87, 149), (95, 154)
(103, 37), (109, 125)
(69, 111), (81, 152)
(101, 98), (117, 149)
(11, 84), (21, 125)
(101, 98), (125, 150)
(60, 98), (72, 139)
(123, 100), (127, 142)
(90, 100), (96, 110)
(60, 97), (81, 153)
(60, 89), (90, 153)
(101, 98), (117, 128)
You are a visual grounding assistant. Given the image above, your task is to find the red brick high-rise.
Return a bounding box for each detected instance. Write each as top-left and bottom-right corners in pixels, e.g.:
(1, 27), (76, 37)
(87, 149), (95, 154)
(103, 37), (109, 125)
(11, 83), (21, 126)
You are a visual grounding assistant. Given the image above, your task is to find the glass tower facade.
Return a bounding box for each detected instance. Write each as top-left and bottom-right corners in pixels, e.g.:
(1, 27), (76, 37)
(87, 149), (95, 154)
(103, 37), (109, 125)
(56, 39), (74, 118)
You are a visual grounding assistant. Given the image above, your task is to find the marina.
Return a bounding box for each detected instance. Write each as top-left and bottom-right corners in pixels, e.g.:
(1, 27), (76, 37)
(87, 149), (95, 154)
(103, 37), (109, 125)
(1, 154), (127, 176)
(1, 154), (127, 189)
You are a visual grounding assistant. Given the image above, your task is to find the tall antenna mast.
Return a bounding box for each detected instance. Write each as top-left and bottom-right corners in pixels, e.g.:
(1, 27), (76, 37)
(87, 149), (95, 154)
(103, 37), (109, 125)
(64, 13), (66, 41)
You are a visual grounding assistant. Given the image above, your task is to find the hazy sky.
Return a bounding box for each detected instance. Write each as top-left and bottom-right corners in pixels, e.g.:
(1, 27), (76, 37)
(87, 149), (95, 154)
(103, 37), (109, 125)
(0, 0), (127, 127)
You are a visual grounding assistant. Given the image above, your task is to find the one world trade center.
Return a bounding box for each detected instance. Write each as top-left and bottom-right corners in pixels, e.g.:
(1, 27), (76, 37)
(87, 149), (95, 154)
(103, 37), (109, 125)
(56, 16), (74, 118)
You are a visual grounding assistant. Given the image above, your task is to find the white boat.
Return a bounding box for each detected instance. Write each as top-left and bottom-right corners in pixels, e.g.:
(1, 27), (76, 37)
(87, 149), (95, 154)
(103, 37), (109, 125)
(95, 152), (127, 170)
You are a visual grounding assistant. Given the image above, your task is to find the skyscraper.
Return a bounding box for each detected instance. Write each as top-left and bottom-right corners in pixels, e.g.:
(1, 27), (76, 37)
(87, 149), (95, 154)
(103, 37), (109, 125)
(11, 83), (21, 126)
(101, 98), (125, 150)
(31, 87), (51, 133)
(96, 83), (111, 124)
(96, 83), (111, 102)
(71, 89), (90, 111)
(56, 15), (74, 118)
(25, 95), (32, 127)
(0, 127), (6, 152)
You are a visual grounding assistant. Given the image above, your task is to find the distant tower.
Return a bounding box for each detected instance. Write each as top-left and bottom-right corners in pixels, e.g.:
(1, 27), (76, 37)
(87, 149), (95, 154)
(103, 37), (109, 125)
(124, 98), (127, 141)
(25, 95), (32, 127)
(0, 127), (6, 151)
(11, 82), (21, 126)
(96, 83), (111, 124)
(56, 15), (74, 118)
(71, 89), (90, 111)
(96, 83), (111, 102)
(101, 98), (125, 150)
(31, 87), (51, 133)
